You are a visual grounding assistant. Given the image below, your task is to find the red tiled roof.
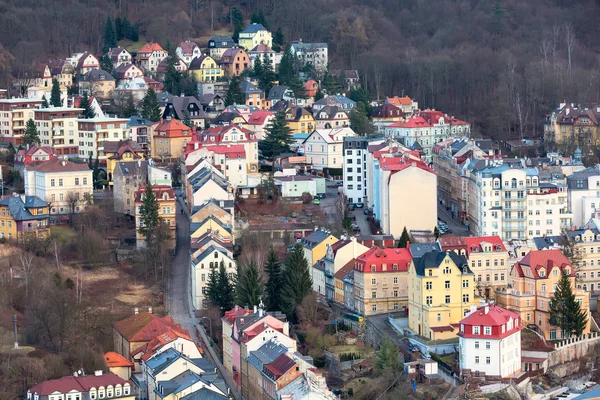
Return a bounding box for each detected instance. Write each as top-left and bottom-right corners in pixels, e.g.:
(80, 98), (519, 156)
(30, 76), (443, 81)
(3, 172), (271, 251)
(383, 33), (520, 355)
(113, 312), (186, 342)
(178, 41), (198, 56)
(222, 305), (252, 325)
(438, 236), (467, 251)
(250, 44), (273, 52)
(17, 145), (55, 157)
(29, 373), (129, 396)
(389, 116), (432, 129)
(131, 329), (199, 361)
(209, 145), (246, 158)
(355, 247), (412, 272)
(386, 96), (413, 106)
(464, 236), (506, 256)
(138, 42), (165, 54)
(155, 118), (191, 137)
(26, 158), (90, 173)
(264, 354), (296, 380)
(514, 250), (573, 279)
(134, 185), (175, 203)
(458, 304), (522, 339)
(105, 140), (143, 160)
(334, 258), (355, 279)
(247, 110), (274, 125)
(104, 351), (134, 368)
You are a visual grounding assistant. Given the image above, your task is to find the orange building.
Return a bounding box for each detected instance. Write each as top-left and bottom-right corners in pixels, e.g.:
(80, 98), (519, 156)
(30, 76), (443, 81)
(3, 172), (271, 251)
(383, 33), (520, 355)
(220, 48), (250, 77)
(134, 185), (176, 250)
(495, 250), (590, 340)
(151, 118), (192, 159)
(304, 80), (319, 98)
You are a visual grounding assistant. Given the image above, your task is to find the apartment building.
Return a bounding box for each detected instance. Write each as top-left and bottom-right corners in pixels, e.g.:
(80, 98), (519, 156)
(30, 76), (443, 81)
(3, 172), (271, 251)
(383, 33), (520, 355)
(408, 251), (479, 341)
(0, 98), (42, 145)
(303, 127), (355, 170)
(289, 40), (328, 74)
(464, 236), (510, 299)
(567, 167), (600, 227)
(34, 107), (82, 157)
(78, 117), (130, 159)
(134, 185), (176, 249)
(353, 247), (412, 316)
(342, 136), (385, 205)
(495, 250), (590, 340)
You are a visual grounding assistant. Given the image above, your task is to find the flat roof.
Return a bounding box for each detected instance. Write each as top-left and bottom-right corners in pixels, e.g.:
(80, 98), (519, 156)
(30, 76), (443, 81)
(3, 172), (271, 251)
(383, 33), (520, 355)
(0, 98), (43, 103)
(36, 107), (84, 112)
(78, 117), (129, 123)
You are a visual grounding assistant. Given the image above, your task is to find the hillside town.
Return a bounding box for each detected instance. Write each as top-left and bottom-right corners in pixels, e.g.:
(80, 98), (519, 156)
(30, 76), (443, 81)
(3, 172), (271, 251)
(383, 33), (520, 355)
(3, 13), (600, 400)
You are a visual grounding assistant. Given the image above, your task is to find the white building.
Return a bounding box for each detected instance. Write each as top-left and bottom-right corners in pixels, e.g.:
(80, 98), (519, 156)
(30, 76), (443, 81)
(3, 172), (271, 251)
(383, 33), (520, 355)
(303, 127), (356, 170)
(0, 98), (42, 145)
(342, 136), (385, 205)
(77, 117), (130, 159)
(34, 107), (83, 157)
(190, 244), (236, 310)
(289, 40), (328, 74)
(477, 166), (571, 241)
(176, 41), (201, 66)
(458, 304), (522, 380)
(567, 168), (600, 228)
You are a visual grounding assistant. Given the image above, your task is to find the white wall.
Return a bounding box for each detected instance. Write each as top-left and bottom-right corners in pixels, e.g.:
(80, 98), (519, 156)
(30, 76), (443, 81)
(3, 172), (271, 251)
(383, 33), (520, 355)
(459, 331), (521, 378)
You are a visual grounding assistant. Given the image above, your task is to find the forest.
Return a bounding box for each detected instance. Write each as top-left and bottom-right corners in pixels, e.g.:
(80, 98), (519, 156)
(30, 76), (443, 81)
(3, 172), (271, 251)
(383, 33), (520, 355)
(2, 0), (600, 138)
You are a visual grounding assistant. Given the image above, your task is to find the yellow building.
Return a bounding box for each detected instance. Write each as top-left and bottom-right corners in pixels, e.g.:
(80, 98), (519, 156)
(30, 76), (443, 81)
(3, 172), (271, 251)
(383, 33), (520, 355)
(152, 118), (192, 159)
(104, 139), (145, 184)
(566, 226), (600, 292)
(188, 55), (224, 82)
(544, 103), (600, 145)
(353, 247), (412, 316)
(285, 106), (315, 134)
(190, 215), (233, 241)
(463, 236), (510, 299)
(238, 23), (273, 51)
(0, 195), (50, 242)
(495, 250), (590, 340)
(134, 185), (176, 250)
(408, 250), (480, 341)
(301, 229), (338, 266)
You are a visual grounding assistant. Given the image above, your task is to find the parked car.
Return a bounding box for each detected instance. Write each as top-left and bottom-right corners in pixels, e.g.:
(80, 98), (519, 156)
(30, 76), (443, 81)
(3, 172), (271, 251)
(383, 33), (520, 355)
(49, 217), (58, 225)
(348, 204), (355, 211)
(354, 203), (364, 208)
(363, 209), (369, 215)
(313, 198), (321, 205)
(409, 345), (419, 352)
(335, 180), (343, 185)
(291, 211), (297, 218)
(316, 193), (326, 199)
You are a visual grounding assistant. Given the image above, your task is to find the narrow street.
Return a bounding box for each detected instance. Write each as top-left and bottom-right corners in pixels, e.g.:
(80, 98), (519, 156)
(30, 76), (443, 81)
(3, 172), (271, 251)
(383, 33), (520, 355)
(168, 193), (242, 400)
(437, 203), (470, 237)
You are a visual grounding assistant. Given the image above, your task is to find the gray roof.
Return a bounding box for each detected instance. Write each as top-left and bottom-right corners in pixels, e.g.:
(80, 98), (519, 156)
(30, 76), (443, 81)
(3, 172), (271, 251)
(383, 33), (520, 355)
(82, 69), (115, 82)
(213, 112), (239, 125)
(180, 388), (228, 400)
(268, 85), (289, 101)
(414, 251), (472, 277)
(302, 230), (333, 249)
(128, 116), (153, 127)
(314, 105), (345, 120)
(115, 160), (148, 177)
(160, 94), (207, 120)
(240, 80), (263, 95)
(208, 35), (235, 49)
(409, 242), (442, 260)
(532, 235), (564, 250)
(191, 243), (232, 265)
(241, 23), (267, 34)
(247, 340), (289, 371)
(0, 196), (49, 221)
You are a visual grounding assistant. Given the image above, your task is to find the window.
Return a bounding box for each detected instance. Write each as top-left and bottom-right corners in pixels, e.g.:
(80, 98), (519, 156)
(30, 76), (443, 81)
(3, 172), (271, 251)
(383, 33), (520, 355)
(462, 280), (469, 288)
(484, 326), (492, 335)
(372, 304), (377, 312)
(393, 277), (398, 284)
(372, 291), (377, 299)
(475, 356), (480, 364)
(371, 278), (376, 285)
(437, 313), (441, 322)
(486, 342), (491, 349)
(473, 326), (480, 335)
(59, 178), (63, 186)
(462, 294), (469, 303)
(426, 296), (432, 306)
(445, 295), (451, 304)
(426, 281), (432, 290)
(75, 177), (79, 185)
(445, 280), (450, 289)
(50, 179), (55, 187)
(486, 356), (491, 364)
(475, 341), (480, 349)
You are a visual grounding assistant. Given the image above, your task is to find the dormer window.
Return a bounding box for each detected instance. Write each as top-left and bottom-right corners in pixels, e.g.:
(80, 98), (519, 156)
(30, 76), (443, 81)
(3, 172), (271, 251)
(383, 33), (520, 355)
(575, 236), (581, 241)
(539, 270), (545, 277)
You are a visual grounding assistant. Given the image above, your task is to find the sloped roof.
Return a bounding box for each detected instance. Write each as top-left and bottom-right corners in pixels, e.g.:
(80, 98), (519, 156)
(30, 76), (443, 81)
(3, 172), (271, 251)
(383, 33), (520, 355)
(105, 139), (143, 159)
(264, 354), (296, 380)
(464, 236), (506, 256)
(82, 69), (115, 82)
(180, 388), (228, 400)
(208, 35), (235, 48)
(113, 312), (187, 342)
(155, 118), (191, 137)
(242, 23), (268, 34)
(409, 242), (442, 260)
(28, 373), (129, 396)
(334, 258), (356, 280)
(268, 85), (289, 101)
(414, 251), (471, 277)
(178, 41), (199, 55)
(247, 110), (274, 125)
(138, 42), (165, 53)
(0, 196), (49, 221)
(240, 80), (263, 95)
(104, 351), (134, 368)
(514, 250), (573, 278)
(302, 230), (336, 249)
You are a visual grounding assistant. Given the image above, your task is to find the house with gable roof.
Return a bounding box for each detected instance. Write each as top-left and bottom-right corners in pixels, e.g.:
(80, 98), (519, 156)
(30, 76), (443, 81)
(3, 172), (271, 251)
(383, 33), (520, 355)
(107, 47), (133, 68)
(222, 306), (254, 376)
(191, 243), (236, 310)
(246, 110), (274, 140)
(114, 64), (144, 86)
(208, 35), (236, 60)
(384, 96), (419, 116)
(176, 41), (201, 66)
(238, 23), (272, 51)
(248, 44), (282, 71)
(246, 340), (289, 400)
(131, 330), (203, 368)
(495, 249), (590, 340)
(0, 194), (50, 242)
(321, 238), (369, 302)
(104, 139), (145, 183)
(220, 48), (250, 77)
(240, 80), (269, 109)
(261, 354), (302, 399)
(136, 42), (168, 73)
(187, 166), (234, 211)
(49, 59), (75, 88)
(14, 145), (56, 176)
(80, 68), (115, 98)
(68, 51), (100, 75)
(197, 125), (259, 173)
(112, 311), (187, 361)
(463, 236), (510, 299)
(105, 351), (135, 380)
(152, 369), (228, 400)
(301, 228), (339, 267)
(302, 127), (356, 169)
(313, 95), (356, 113)
(313, 105), (350, 129)
(188, 55), (223, 82)
(160, 94), (207, 129)
(152, 118), (192, 159)
(289, 40), (328, 74)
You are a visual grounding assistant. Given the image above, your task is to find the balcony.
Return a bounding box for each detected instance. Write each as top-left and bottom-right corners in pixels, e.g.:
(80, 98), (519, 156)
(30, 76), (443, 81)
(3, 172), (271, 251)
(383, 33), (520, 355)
(503, 215), (526, 222)
(502, 223), (526, 231)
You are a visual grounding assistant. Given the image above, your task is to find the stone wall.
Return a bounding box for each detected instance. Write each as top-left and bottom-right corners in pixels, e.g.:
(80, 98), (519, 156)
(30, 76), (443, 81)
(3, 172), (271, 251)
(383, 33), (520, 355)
(548, 333), (600, 369)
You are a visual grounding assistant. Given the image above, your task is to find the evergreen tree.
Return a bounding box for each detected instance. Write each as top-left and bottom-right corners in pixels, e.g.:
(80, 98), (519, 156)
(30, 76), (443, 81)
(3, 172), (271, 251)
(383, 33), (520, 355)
(139, 183), (160, 246)
(80, 92), (96, 119)
(88, 154), (93, 170)
(236, 260), (264, 308)
(182, 74), (198, 97)
(375, 335), (400, 374)
(231, 7), (244, 42)
(23, 118), (41, 146)
(163, 45), (182, 95)
(314, 88), (324, 101)
(225, 76), (244, 106)
(264, 247), (284, 311)
(349, 103), (374, 135)
(397, 227), (410, 248)
(253, 55), (264, 79)
(287, 73), (306, 100)
(207, 261), (235, 312)
(259, 111), (293, 169)
(129, 22), (139, 42)
(122, 94), (137, 118)
(115, 17), (124, 41)
(272, 27), (284, 52)
(258, 56), (276, 94)
(278, 48), (295, 86)
(251, 8), (268, 29)
(549, 271), (588, 338)
(103, 16), (117, 53)
(434, 226), (440, 239)
(323, 70), (341, 95)
(100, 55), (114, 74)
(41, 95), (49, 108)
(183, 110), (192, 128)
(141, 88), (162, 122)
(206, 265), (219, 308)
(282, 244), (312, 320)
(50, 79), (62, 107)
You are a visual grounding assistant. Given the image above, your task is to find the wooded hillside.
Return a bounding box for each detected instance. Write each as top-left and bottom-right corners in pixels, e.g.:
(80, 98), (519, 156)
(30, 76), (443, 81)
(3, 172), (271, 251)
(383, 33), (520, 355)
(2, 0), (600, 138)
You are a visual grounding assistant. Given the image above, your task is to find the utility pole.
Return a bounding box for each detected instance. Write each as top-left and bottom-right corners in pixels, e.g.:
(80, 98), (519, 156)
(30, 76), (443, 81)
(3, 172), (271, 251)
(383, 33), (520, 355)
(13, 314), (18, 349)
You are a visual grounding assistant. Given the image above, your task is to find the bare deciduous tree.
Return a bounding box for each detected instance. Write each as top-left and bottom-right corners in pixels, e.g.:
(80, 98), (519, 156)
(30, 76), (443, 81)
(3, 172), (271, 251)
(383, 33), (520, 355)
(564, 23), (575, 79)
(19, 254), (34, 299)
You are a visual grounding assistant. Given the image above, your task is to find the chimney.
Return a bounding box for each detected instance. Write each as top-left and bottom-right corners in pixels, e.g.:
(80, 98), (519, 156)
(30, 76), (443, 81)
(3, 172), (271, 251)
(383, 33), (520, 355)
(137, 159), (141, 168)
(484, 305), (489, 314)
(61, 159), (67, 167)
(283, 321), (290, 336)
(148, 306), (152, 314)
(406, 241), (410, 250)
(258, 308), (264, 317)
(94, 370), (103, 376)
(253, 305), (257, 313)
(547, 259), (554, 269)
(134, 307), (138, 315)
